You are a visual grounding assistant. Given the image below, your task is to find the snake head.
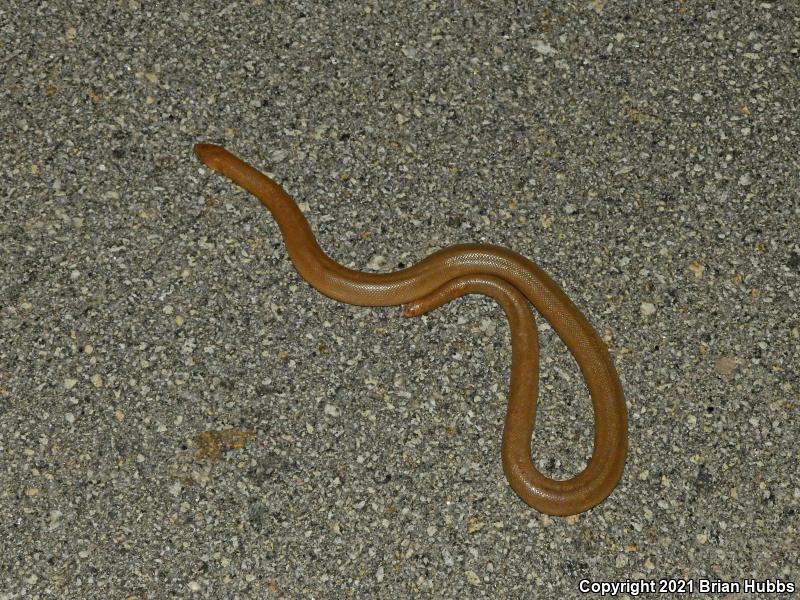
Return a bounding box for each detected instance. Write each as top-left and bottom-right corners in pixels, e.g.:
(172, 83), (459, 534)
(194, 143), (231, 174)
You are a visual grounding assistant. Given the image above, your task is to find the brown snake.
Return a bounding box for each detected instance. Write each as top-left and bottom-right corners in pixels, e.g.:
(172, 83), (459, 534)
(193, 143), (627, 516)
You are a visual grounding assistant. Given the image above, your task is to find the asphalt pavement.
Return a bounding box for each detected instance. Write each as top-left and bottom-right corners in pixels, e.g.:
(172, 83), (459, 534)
(1, 1), (798, 598)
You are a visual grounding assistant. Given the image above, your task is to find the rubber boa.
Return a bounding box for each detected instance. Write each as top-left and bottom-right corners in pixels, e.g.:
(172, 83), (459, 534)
(193, 143), (627, 515)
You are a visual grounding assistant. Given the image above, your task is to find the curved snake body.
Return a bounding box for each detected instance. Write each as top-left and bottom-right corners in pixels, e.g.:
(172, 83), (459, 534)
(194, 143), (627, 516)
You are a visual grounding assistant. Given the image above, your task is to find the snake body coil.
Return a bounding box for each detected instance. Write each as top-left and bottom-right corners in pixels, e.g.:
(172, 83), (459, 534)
(194, 143), (627, 516)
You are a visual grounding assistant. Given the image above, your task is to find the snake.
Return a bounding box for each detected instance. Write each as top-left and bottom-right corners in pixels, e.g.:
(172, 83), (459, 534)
(193, 143), (627, 516)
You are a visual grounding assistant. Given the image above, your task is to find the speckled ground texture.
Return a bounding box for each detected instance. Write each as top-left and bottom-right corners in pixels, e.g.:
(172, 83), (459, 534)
(2, 1), (798, 598)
